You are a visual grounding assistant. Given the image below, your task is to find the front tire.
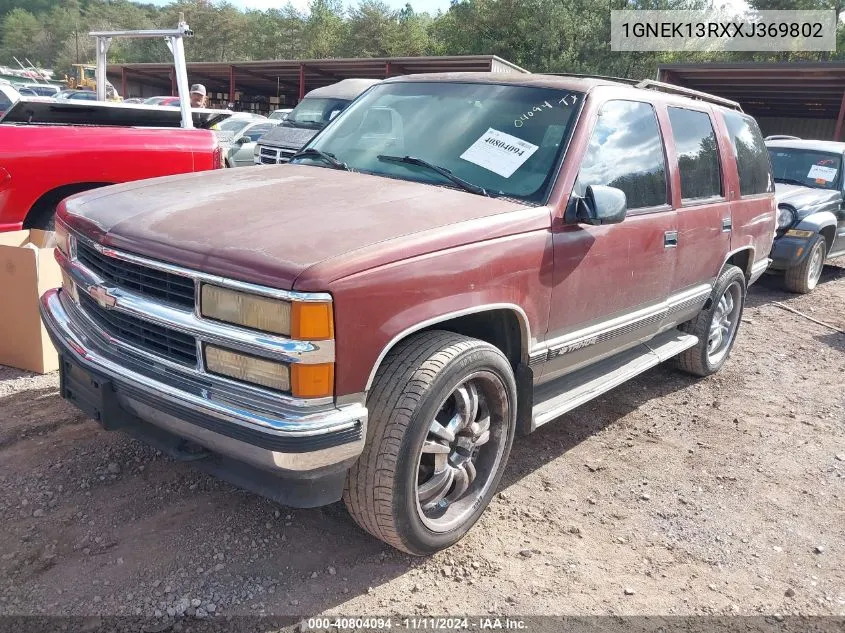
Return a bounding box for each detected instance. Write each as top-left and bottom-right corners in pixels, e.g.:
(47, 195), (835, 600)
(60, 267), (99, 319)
(784, 234), (826, 294)
(674, 264), (746, 377)
(344, 331), (517, 555)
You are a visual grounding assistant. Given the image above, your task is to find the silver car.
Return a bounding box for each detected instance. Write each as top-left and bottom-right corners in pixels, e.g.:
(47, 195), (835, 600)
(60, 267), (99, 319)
(224, 119), (280, 167)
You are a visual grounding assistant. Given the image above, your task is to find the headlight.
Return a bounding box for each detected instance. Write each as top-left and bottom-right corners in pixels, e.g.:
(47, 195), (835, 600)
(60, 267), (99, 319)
(777, 205), (795, 230)
(202, 284), (291, 335)
(200, 284), (333, 340)
(205, 345), (290, 392)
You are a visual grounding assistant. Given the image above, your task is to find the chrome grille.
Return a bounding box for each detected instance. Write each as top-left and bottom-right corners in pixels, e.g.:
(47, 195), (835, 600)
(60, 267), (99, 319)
(258, 146), (296, 165)
(78, 292), (198, 366)
(77, 242), (195, 309)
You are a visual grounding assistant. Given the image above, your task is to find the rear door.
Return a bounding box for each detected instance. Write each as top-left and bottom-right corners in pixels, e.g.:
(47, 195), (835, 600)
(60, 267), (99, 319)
(719, 111), (776, 272)
(664, 105), (732, 324)
(541, 99), (677, 383)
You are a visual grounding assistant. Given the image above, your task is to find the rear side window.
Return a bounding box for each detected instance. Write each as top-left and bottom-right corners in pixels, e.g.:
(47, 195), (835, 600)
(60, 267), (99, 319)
(576, 100), (667, 210)
(723, 111), (773, 196)
(668, 107), (721, 201)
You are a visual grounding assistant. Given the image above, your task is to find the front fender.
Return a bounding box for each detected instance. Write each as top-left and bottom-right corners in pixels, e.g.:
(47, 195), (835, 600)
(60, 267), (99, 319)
(795, 210), (838, 234)
(769, 210), (836, 270)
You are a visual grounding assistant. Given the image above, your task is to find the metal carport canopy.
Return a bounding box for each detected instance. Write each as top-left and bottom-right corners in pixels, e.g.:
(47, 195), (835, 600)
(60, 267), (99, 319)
(658, 62), (845, 137)
(108, 55), (527, 102)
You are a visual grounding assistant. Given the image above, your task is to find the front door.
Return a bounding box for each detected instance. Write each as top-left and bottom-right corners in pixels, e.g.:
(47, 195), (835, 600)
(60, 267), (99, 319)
(539, 99), (677, 384)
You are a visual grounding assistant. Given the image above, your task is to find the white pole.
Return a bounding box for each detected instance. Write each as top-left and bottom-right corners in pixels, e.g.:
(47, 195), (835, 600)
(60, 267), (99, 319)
(170, 35), (193, 129)
(95, 36), (111, 101)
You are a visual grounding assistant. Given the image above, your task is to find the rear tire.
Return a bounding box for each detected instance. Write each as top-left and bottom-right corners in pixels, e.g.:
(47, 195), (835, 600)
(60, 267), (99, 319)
(673, 264), (746, 377)
(344, 331), (517, 555)
(784, 235), (826, 294)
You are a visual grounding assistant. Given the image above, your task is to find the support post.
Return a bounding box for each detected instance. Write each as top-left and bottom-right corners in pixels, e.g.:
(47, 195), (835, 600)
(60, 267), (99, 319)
(298, 63), (305, 101)
(385, 61), (391, 78)
(170, 34), (193, 129)
(121, 66), (127, 99)
(229, 64), (236, 105)
(94, 36), (112, 101)
(835, 89), (845, 141)
(170, 68), (176, 97)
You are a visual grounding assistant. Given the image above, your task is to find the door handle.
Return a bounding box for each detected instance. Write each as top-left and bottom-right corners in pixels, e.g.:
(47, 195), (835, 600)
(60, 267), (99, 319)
(722, 217), (733, 232)
(664, 230), (678, 248)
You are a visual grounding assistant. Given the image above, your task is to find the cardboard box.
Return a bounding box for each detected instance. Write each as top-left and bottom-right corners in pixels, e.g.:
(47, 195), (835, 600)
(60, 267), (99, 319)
(0, 230), (62, 374)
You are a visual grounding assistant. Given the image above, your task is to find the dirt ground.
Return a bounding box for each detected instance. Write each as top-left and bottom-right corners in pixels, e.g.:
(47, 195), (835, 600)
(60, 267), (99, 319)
(1, 263), (843, 626)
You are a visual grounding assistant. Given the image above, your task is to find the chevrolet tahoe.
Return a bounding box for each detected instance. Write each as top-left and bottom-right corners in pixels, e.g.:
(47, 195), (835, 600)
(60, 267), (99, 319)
(40, 74), (776, 555)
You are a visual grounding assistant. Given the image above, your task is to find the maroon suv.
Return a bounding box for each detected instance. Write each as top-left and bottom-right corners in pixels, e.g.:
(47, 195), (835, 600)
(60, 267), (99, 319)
(41, 73), (775, 555)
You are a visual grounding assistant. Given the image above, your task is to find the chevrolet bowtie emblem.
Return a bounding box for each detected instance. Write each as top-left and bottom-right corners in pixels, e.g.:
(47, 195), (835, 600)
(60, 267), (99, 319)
(89, 285), (117, 309)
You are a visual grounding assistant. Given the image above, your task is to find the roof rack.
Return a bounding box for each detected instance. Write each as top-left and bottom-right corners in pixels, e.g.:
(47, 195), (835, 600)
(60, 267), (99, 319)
(546, 72), (640, 86)
(634, 79), (743, 111)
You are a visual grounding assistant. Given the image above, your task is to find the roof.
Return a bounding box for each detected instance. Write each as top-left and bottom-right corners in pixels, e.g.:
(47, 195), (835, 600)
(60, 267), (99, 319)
(658, 63), (845, 119)
(306, 78), (381, 99)
(385, 72), (620, 91)
(108, 55), (528, 97)
(766, 138), (845, 153)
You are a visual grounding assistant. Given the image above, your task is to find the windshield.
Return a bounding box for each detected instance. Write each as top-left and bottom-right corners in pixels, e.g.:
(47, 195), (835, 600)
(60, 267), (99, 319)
(768, 147), (842, 191)
(218, 117), (256, 133)
(300, 81), (584, 203)
(268, 109), (291, 120)
(284, 97), (351, 129)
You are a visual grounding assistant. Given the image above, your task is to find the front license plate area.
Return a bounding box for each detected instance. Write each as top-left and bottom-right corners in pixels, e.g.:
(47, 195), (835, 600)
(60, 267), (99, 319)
(59, 356), (125, 429)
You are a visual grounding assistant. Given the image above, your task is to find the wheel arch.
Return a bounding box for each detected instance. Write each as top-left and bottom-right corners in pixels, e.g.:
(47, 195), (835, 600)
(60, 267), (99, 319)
(722, 246), (755, 281)
(23, 182), (113, 229)
(364, 304), (531, 393)
(796, 210), (838, 252)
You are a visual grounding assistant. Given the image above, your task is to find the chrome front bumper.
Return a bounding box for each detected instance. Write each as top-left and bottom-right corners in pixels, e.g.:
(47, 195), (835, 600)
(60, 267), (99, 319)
(40, 288), (367, 476)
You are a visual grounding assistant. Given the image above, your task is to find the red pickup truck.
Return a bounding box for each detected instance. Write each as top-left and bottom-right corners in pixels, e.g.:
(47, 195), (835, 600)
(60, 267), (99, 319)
(0, 98), (226, 231)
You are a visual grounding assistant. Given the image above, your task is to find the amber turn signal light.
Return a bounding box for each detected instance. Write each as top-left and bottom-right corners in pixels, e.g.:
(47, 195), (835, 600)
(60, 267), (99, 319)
(291, 302), (334, 340)
(291, 363), (334, 398)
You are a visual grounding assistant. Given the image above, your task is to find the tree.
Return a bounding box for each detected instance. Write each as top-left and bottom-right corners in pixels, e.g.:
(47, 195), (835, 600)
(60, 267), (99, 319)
(1, 8), (43, 65)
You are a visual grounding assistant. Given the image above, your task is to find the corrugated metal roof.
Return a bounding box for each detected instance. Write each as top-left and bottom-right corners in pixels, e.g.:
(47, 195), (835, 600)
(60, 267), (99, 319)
(108, 55), (528, 98)
(657, 63), (845, 120)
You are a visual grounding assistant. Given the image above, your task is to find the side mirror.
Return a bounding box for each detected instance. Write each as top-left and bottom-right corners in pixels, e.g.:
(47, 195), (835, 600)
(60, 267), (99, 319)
(576, 185), (627, 226)
(234, 136), (247, 145)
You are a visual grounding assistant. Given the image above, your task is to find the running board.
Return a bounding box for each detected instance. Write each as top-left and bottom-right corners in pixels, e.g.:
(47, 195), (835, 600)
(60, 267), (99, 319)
(531, 329), (698, 431)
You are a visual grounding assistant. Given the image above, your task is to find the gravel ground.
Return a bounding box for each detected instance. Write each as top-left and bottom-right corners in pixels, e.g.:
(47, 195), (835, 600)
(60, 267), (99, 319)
(0, 263), (843, 627)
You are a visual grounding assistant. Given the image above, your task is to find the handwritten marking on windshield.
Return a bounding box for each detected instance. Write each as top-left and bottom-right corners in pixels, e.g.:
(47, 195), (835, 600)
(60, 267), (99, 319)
(515, 94), (579, 127)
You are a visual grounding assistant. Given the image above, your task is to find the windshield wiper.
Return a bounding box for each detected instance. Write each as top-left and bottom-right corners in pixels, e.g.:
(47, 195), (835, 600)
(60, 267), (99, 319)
(377, 155), (489, 197)
(774, 177), (809, 187)
(291, 148), (349, 170)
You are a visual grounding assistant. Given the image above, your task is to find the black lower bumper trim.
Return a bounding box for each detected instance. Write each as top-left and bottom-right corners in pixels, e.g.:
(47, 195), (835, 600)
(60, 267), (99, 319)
(59, 355), (363, 454)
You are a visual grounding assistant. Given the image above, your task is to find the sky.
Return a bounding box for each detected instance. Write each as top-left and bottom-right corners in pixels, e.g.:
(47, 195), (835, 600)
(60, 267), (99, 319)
(146, 0), (452, 14)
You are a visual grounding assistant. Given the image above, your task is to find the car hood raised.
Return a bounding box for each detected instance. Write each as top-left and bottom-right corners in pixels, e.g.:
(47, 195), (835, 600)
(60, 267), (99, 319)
(774, 183), (840, 215)
(59, 165), (532, 290)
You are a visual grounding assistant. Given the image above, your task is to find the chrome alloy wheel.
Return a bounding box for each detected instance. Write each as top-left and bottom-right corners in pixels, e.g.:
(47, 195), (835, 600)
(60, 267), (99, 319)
(707, 280), (743, 364)
(807, 242), (825, 290)
(415, 371), (508, 532)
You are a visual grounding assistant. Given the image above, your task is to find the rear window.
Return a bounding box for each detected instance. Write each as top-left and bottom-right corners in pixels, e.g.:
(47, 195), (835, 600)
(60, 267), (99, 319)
(723, 111), (773, 197)
(668, 107), (721, 201)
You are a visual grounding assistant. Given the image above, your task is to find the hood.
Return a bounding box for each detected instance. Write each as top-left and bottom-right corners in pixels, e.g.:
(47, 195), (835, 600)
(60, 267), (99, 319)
(774, 183), (841, 216)
(59, 165), (531, 290)
(257, 125), (318, 149)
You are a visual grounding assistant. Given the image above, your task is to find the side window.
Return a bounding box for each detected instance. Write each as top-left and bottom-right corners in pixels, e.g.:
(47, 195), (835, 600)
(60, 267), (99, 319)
(723, 111), (773, 196)
(668, 107), (721, 201)
(576, 100), (667, 210)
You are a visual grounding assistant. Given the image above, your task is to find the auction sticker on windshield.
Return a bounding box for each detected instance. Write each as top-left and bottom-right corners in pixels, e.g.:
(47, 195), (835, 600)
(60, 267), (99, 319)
(807, 164), (838, 182)
(460, 128), (539, 178)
